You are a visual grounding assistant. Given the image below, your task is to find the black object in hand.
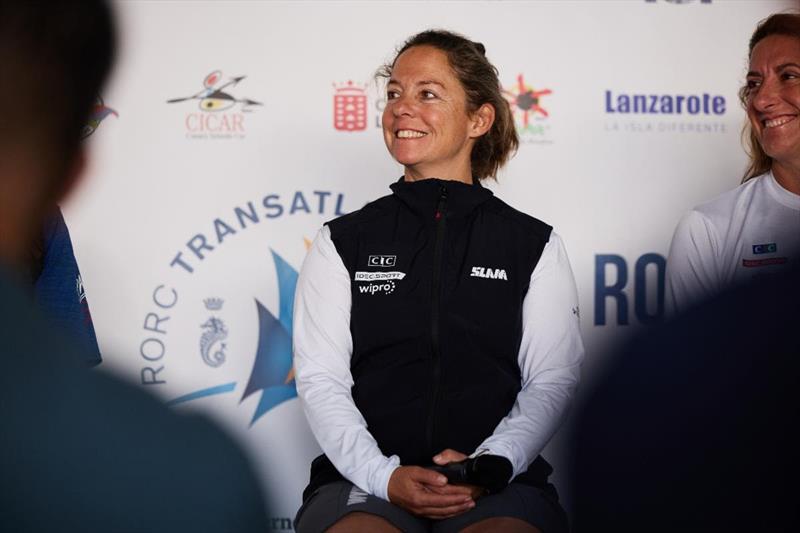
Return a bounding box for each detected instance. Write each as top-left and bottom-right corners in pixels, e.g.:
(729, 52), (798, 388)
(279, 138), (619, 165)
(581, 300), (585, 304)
(428, 455), (512, 494)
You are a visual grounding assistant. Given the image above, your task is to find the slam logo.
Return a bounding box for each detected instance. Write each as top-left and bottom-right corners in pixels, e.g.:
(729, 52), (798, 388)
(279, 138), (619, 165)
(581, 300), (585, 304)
(504, 74), (553, 144)
(81, 95), (117, 139)
(334, 81), (368, 132)
(168, 70), (262, 140)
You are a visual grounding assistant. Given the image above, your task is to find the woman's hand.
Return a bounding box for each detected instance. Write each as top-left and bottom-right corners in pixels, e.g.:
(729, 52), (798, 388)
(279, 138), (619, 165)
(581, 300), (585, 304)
(430, 449), (486, 501)
(387, 466), (475, 519)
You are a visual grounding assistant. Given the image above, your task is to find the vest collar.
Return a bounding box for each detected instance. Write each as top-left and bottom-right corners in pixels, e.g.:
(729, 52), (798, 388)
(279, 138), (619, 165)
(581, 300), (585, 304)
(389, 176), (494, 220)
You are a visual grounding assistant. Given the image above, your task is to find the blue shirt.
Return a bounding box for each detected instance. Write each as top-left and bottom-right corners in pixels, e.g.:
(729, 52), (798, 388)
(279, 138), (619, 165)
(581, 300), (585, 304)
(34, 208), (102, 366)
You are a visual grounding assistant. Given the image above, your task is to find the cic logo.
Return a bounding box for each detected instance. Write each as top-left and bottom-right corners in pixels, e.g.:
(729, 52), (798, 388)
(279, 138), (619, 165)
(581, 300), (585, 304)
(368, 255), (396, 267)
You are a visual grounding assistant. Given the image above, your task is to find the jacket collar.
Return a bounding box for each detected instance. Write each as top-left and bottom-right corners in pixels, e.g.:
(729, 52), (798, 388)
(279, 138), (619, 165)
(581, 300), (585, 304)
(389, 176), (494, 220)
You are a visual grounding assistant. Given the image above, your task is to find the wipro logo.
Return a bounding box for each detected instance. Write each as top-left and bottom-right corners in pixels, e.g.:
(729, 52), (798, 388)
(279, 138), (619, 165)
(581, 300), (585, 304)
(471, 267), (508, 281)
(359, 281), (396, 295)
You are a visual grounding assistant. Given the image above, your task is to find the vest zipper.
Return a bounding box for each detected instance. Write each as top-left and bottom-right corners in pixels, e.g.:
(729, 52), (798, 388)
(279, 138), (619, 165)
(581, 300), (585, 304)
(426, 184), (448, 454)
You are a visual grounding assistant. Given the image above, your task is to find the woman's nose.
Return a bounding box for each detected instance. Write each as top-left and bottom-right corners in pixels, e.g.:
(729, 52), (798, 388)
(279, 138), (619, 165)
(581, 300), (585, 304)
(391, 94), (415, 117)
(751, 76), (780, 112)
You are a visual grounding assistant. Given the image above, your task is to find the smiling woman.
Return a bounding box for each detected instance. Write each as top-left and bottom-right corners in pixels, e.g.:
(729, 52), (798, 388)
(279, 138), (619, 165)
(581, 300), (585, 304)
(666, 13), (800, 314)
(292, 29), (584, 533)
(742, 15), (800, 188)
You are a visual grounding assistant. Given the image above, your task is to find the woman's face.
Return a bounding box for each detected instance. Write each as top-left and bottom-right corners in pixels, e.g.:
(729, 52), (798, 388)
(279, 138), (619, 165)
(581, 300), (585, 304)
(382, 45), (481, 182)
(746, 34), (800, 172)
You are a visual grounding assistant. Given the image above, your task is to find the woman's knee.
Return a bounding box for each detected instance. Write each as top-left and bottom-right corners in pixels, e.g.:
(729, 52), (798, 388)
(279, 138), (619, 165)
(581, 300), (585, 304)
(459, 516), (541, 533)
(325, 511), (402, 533)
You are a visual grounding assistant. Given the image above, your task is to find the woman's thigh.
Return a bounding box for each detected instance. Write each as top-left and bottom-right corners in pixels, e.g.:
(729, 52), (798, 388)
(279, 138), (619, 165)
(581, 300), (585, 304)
(432, 483), (568, 533)
(294, 481), (428, 533)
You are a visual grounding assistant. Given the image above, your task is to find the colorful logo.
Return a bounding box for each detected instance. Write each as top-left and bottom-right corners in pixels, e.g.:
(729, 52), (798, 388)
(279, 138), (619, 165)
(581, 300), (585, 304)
(168, 250), (299, 425)
(241, 251), (298, 424)
(168, 71), (262, 139)
(505, 74), (552, 130)
(334, 81), (368, 132)
(81, 95), (117, 139)
(168, 70), (262, 112)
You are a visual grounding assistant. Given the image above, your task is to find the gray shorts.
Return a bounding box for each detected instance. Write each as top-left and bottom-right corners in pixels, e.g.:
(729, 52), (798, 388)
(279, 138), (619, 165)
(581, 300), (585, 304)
(294, 480), (567, 533)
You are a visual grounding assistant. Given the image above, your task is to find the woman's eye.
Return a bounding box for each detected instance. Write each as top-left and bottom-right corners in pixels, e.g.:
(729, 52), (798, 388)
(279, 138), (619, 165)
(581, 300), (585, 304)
(387, 90), (399, 100)
(421, 90), (437, 99)
(746, 79), (761, 90)
(781, 71), (799, 81)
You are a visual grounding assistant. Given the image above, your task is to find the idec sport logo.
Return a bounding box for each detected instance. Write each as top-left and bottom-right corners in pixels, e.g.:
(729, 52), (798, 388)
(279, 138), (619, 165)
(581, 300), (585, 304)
(333, 81), (368, 132)
(81, 95), (117, 139)
(504, 74), (553, 144)
(168, 70), (262, 140)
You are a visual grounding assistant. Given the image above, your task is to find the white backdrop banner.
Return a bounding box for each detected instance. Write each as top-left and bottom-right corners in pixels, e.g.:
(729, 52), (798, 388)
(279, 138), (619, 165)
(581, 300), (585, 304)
(66, 0), (794, 528)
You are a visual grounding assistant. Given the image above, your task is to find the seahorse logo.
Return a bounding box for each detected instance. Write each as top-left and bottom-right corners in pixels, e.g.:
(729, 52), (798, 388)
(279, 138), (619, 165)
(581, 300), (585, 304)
(200, 317), (228, 367)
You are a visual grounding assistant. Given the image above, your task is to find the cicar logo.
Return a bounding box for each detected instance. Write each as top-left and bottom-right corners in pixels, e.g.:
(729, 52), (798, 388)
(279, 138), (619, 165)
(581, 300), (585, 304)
(504, 74), (553, 144)
(168, 70), (263, 140)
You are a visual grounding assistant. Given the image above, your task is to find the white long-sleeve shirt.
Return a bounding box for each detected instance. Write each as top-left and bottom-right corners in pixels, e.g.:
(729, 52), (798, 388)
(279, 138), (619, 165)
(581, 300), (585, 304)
(666, 171), (800, 314)
(293, 225), (584, 500)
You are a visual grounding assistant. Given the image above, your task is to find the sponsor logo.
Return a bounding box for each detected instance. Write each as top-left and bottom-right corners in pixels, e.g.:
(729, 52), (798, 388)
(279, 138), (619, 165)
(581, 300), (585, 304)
(605, 91), (725, 115)
(368, 254), (396, 267)
(200, 298), (227, 368)
(604, 90), (727, 134)
(81, 95), (118, 139)
(135, 190), (348, 427)
(354, 271), (406, 281)
(167, 70), (262, 140)
(334, 81), (368, 132)
(358, 280), (396, 295)
(645, 0), (711, 4)
(595, 253), (666, 326)
(753, 243), (777, 255)
(471, 267), (508, 280)
(76, 274), (87, 303)
(504, 74), (553, 144)
(742, 257), (787, 268)
(347, 486), (369, 506)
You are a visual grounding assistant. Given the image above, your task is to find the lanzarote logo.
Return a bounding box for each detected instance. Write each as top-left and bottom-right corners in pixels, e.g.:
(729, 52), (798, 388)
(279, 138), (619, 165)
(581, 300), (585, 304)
(81, 95), (117, 139)
(168, 70), (262, 140)
(333, 81), (368, 132)
(504, 74), (553, 144)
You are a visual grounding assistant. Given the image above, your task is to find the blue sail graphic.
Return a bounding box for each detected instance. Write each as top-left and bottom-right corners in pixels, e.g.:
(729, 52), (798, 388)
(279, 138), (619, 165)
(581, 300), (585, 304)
(241, 249), (299, 425)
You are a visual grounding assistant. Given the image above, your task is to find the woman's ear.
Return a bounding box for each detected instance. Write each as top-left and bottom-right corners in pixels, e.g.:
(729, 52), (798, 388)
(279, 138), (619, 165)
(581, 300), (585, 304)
(470, 103), (495, 138)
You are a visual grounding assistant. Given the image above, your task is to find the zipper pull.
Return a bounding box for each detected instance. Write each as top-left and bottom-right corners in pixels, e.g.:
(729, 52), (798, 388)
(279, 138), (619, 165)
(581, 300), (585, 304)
(435, 185), (448, 220)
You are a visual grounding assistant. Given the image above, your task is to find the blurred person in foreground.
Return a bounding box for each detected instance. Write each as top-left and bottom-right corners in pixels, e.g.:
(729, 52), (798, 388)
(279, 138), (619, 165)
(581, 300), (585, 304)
(0, 2), (268, 531)
(293, 30), (583, 533)
(666, 13), (800, 313)
(570, 264), (798, 531)
(29, 207), (103, 367)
